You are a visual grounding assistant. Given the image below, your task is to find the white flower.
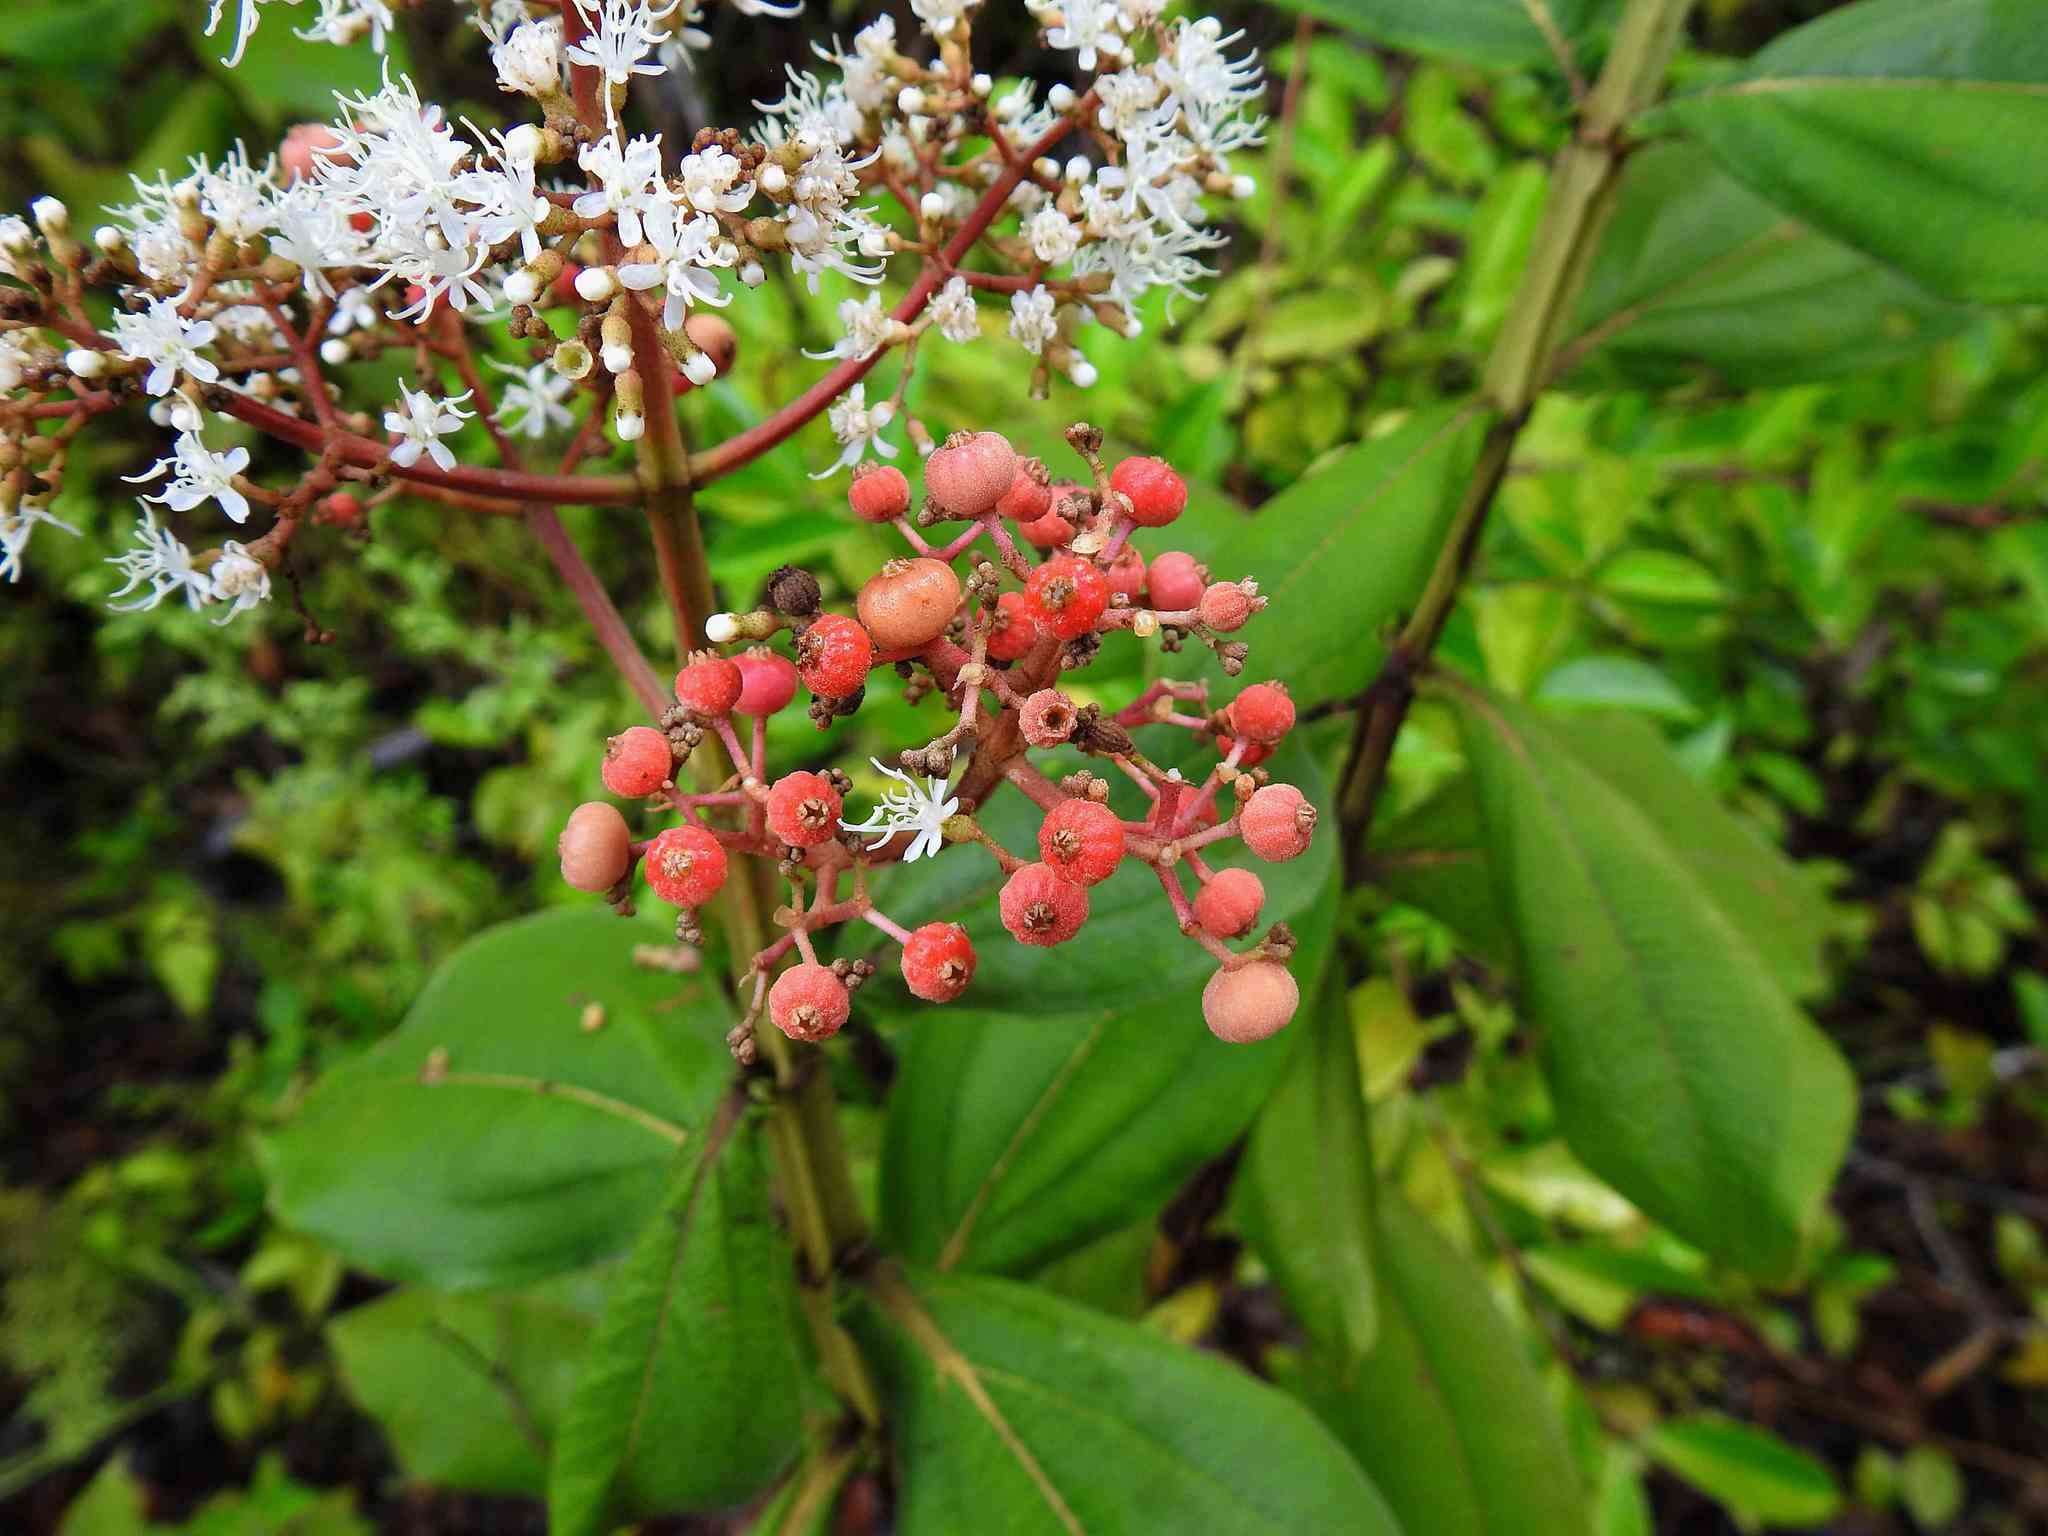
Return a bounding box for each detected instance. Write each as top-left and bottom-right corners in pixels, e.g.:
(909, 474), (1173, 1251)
(806, 293), (896, 362)
(615, 196), (734, 330)
(124, 433), (254, 524)
(295, 0), (397, 50)
(488, 359), (576, 440)
(1009, 285), (1058, 355)
(112, 299), (220, 396)
(207, 541), (272, 625)
(909, 0), (979, 40)
(0, 498), (81, 585)
(106, 511), (212, 613)
(810, 383), (896, 478)
(573, 132), (667, 247)
(1026, 207), (1081, 265)
(839, 757), (959, 862)
(383, 382), (476, 471)
(493, 20), (563, 96)
(927, 276), (981, 343)
(565, 0), (678, 102)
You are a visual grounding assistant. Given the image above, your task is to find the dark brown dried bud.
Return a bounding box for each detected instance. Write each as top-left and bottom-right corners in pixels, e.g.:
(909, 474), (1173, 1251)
(767, 564), (821, 616)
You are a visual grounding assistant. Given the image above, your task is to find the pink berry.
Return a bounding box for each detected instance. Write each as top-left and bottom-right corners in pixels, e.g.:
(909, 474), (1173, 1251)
(766, 770), (843, 848)
(1024, 555), (1110, 641)
(1198, 581), (1256, 633)
(1241, 783), (1316, 863)
(796, 613), (875, 698)
(1202, 962), (1300, 1043)
(1215, 732), (1274, 769)
(996, 469), (1052, 525)
(1038, 798), (1125, 888)
(987, 591), (1042, 663)
(998, 862), (1089, 946)
(849, 463), (911, 524)
(857, 557), (962, 651)
(279, 123), (342, 184)
(1110, 456), (1188, 528)
(901, 922), (976, 1002)
(1148, 551), (1207, 612)
(558, 802), (632, 892)
(1104, 545), (1146, 602)
(1018, 688), (1077, 748)
(675, 652), (743, 716)
(1226, 682), (1295, 746)
(601, 726), (672, 798)
(644, 824), (729, 907)
(769, 962), (850, 1042)
(924, 431), (1018, 517)
(734, 650), (799, 716)
(1018, 510), (1075, 549)
(1193, 867), (1265, 939)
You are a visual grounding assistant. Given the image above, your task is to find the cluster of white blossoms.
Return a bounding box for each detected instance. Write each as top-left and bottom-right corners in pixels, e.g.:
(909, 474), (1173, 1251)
(0, 0), (1262, 623)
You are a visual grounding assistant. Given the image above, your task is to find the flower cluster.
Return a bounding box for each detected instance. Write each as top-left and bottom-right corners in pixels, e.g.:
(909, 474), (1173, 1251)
(558, 426), (1316, 1057)
(0, 0), (1261, 624)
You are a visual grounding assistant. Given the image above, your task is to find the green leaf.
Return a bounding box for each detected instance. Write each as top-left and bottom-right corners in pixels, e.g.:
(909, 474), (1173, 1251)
(1654, 0), (2048, 305)
(1364, 776), (1515, 971)
(1289, 1193), (1585, 1536)
(1235, 975), (1377, 1366)
(1264, 0), (1610, 71)
(58, 1456), (149, 1536)
(1595, 549), (1725, 606)
(549, 1108), (806, 1534)
(1451, 687), (1855, 1278)
(1535, 654), (1701, 722)
(857, 1267), (1402, 1535)
(1254, 284), (1387, 362)
(326, 1288), (592, 1497)
(876, 737), (1337, 1276)
(1566, 141), (1968, 387)
(1642, 1413), (1842, 1527)
(1899, 1443), (1966, 1530)
(1178, 404), (1493, 705)
(261, 909), (732, 1290)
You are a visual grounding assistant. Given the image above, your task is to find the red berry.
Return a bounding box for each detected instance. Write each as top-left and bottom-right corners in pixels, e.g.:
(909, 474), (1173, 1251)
(1037, 797), (1125, 887)
(1018, 688), (1077, 748)
(734, 650), (799, 716)
(1202, 962), (1299, 1043)
(998, 862), (1089, 946)
(1226, 682), (1295, 746)
(1024, 555), (1110, 641)
(1193, 867), (1265, 938)
(924, 431), (1018, 517)
(1111, 456), (1188, 528)
(644, 824), (729, 907)
(901, 921), (976, 1002)
(1214, 732), (1274, 769)
(317, 491), (364, 528)
(1148, 551), (1207, 612)
(279, 123), (343, 184)
(987, 591), (1041, 662)
(1018, 510), (1075, 549)
(796, 614), (875, 698)
(675, 652), (744, 716)
(766, 770), (843, 848)
(601, 726), (673, 797)
(769, 962), (850, 1042)
(848, 463), (911, 524)
(996, 469), (1052, 524)
(1104, 545), (1146, 602)
(1241, 783), (1316, 863)
(857, 557), (962, 650)
(1198, 581), (1256, 633)
(559, 801), (631, 892)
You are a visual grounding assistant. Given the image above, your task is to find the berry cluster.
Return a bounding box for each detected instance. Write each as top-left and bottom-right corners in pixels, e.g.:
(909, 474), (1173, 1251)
(558, 423), (1317, 1057)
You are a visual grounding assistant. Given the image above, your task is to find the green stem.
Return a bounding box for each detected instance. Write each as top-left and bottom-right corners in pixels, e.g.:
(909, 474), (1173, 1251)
(1337, 0), (1696, 852)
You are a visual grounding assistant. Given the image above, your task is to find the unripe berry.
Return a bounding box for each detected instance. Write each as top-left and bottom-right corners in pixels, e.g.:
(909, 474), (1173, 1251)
(1038, 797), (1125, 887)
(1104, 545), (1146, 602)
(996, 470), (1052, 524)
(683, 312), (737, 378)
(1110, 455), (1188, 527)
(1198, 581), (1255, 632)
(1193, 867), (1265, 938)
(901, 921), (976, 1002)
(857, 557), (962, 650)
(1241, 783), (1316, 863)
(1018, 509), (1075, 549)
(998, 862), (1089, 946)
(601, 726), (673, 797)
(1024, 555), (1110, 641)
(848, 463), (912, 524)
(558, 801), (632, 892)
(769, 962), (851, 1042)
(644, 824), (729, 907)
(924, 431), (1018, 517)
(796, 614), (875, 698)
(1226, 682), (1295, 745)
(767, 770), (843, 848)
(675, 652), (744, 716)
(1018, 688), (1077, 748)
(987, 591), (1042, 662)
(1202, 961), (1300, 1043)
(734, 649), (799, 716)
(1147, 551), (1207, 612)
